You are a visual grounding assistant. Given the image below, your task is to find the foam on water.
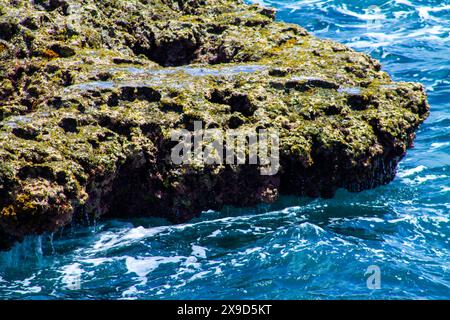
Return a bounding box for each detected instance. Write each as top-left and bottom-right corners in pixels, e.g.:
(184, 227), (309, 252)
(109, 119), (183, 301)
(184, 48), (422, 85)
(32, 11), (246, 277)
(0, 0), (449, 300)
(126, 256), (185, 278)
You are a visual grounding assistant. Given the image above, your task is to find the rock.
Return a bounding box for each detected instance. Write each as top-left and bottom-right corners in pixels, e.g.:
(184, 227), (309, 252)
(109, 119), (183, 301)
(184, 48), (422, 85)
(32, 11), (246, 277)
(0, 0), (429, 250)
(48, 43), (76, 58)
(0, 18), (19, 41)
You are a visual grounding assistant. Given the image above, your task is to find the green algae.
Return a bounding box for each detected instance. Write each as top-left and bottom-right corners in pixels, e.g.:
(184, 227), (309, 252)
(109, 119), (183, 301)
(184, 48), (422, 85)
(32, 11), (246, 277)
(0, 0), (429, 250)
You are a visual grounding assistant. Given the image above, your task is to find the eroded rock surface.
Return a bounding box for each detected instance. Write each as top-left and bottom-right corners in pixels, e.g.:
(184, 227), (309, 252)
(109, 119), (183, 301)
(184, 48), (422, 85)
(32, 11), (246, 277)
(0, 0), (429, 249)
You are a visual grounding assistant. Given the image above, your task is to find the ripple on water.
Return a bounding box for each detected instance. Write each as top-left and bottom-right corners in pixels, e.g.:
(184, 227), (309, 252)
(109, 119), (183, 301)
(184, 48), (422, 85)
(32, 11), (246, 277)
(0, 0), (449, 300)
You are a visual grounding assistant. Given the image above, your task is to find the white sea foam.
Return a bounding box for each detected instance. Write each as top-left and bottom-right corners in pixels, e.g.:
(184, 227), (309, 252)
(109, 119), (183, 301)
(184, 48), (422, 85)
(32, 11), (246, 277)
(191, 245), (208, 259)
(397, 165), (427, 178)
(80, 258), (112, 267)
(122, 285), (142, 299)
(61, 263), (83, 290)
(182, 256), (201, 269)
(415, 175), (447, 184)
(188, 271), (211, 282)
(207, 229), (222, 238)
(242, 247), (263, 255)
(299, 222), (326, 235)
(417, 5), (450, 22)
(14, 286), (42, 295)
(122, 226), (163, 240)
(431, 142), (450, 149)
(91, 226), (168, 252)
(336, 4), (386, 21)
(395, 0), (414, 7)
(126, 256), (184, 277)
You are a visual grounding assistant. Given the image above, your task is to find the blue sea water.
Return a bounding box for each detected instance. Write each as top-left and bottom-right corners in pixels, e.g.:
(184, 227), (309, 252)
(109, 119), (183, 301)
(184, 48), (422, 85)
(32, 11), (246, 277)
(0, 0), (449, 300)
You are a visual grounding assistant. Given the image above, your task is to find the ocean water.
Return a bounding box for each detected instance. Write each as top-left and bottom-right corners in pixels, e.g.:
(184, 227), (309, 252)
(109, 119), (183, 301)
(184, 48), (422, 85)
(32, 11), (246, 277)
(0, 0), (449, 299)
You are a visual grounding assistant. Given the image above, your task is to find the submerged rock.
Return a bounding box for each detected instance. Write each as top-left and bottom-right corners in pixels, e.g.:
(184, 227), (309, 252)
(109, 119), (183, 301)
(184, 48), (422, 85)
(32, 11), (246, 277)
(0, 0), (429, 250)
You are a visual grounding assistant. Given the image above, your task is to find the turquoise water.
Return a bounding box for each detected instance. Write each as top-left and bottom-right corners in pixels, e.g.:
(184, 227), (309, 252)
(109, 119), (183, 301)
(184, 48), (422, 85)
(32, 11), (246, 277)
(0, 0), (449, 299)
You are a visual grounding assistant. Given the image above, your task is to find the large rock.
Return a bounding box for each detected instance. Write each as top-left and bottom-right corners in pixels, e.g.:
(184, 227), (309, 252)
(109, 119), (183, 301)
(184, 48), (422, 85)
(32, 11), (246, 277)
(0, 0), (429, 249)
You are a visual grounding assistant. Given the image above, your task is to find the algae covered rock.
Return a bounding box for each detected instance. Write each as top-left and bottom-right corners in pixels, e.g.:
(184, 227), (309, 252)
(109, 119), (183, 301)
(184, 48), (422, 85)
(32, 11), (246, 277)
(0, 0), (429, 249)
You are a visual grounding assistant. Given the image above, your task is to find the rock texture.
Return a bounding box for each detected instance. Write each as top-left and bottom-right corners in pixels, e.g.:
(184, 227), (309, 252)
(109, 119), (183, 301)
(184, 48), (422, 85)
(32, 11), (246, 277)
(0, 0), (429, 249)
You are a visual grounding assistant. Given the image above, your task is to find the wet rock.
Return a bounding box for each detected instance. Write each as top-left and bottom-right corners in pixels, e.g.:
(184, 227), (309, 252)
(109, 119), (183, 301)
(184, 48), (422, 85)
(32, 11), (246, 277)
(59, 118), (79, 133)
(0, 0), (429, 250)
(285, 77), (340, 91)
(48, 43), (76, 58)
(253, 6), (277, 20)
(136, 87), (162, 102)
(0, 18), (19, 41)
(12, 126), (40, 140)
(33, 0), (68, 12)
(112, 58), (143, 65)
(20, 16), (40, 30)
(228, 113), (245, 129)
(209, 89), (257, 116)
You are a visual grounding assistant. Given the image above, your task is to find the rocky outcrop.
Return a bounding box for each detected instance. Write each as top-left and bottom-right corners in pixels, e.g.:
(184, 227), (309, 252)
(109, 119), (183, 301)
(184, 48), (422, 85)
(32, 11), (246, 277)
(0, 0), (429, 249)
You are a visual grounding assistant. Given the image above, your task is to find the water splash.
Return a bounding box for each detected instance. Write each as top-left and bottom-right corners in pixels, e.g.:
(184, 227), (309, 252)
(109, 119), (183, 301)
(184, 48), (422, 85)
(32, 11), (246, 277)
(0, 0), (449, 299)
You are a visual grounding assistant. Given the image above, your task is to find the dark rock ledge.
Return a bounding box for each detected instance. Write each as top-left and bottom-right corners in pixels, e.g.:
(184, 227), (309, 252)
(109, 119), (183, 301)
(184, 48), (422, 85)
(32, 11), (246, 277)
(0, 0), (429, 250)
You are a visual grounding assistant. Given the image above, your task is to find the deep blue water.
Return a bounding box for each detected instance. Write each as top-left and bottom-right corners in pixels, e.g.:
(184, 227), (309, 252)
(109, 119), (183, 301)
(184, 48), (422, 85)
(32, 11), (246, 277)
(0, 0), (449, 299)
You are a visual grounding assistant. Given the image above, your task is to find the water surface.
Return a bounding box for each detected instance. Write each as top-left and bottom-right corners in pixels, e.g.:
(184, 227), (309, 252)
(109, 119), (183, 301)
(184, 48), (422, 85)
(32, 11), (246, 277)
(0, 0), (449, 299)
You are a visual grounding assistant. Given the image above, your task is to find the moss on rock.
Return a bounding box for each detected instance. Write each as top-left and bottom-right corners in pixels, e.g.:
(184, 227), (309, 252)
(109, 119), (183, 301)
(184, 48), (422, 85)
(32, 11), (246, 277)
(0, 0), (429, 250)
